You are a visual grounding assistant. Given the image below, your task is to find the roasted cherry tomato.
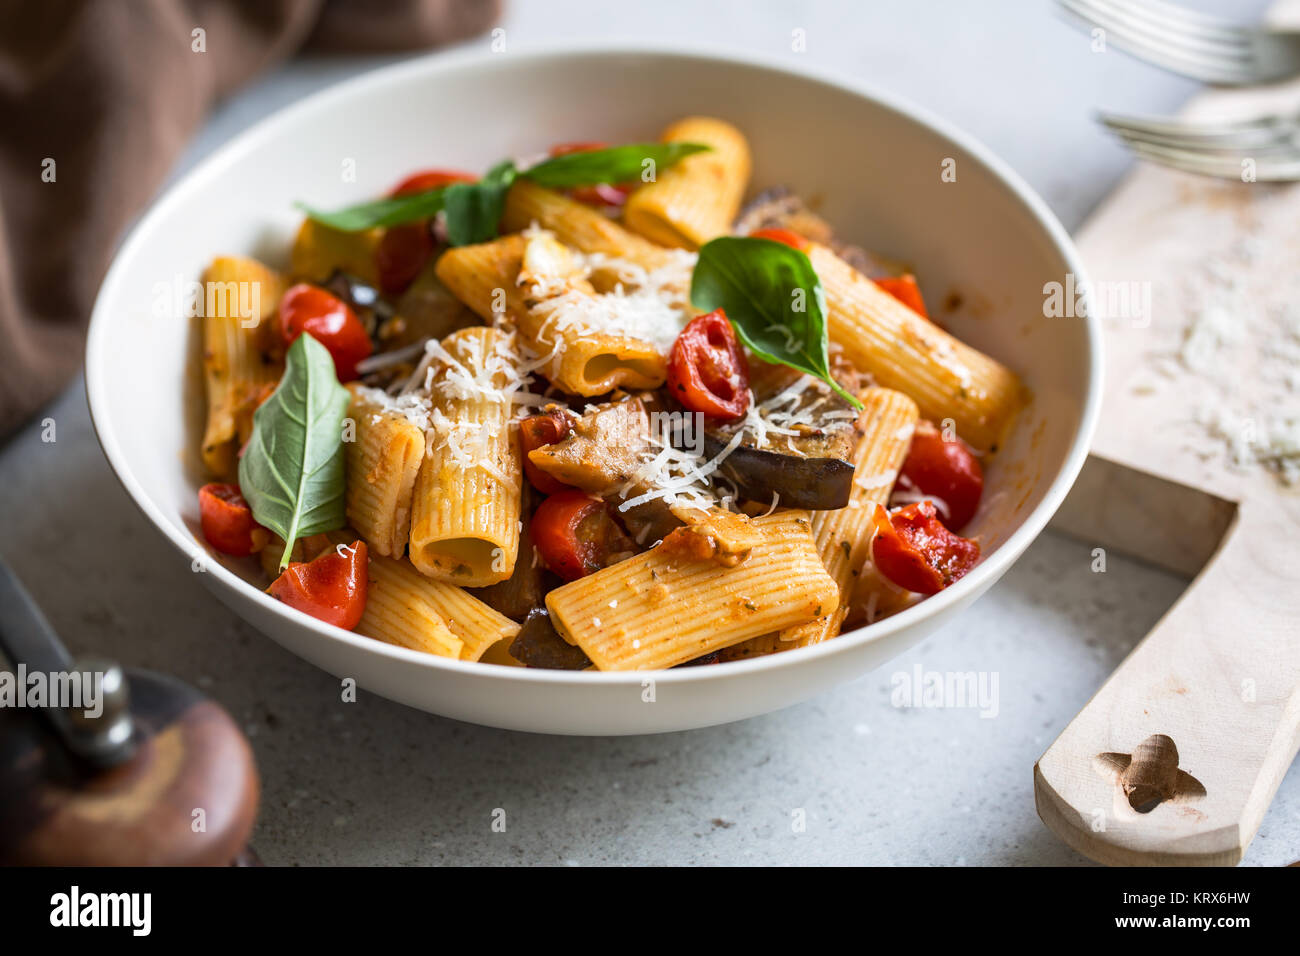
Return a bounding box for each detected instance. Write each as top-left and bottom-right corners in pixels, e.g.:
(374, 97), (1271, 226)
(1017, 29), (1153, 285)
(571, 182), (633, 207)
(870, 502), (979, 595)
(548, 141), (635, 208)
(278, 284), (372, 381)
(388, 168), (477, 197)
(875, 274), (929, 318)
(666, 309), (751, 421)
(549, 141), (610, 157)
(899, 423), (983, 531)
(749, 227), (812, 253)
(532, 490), (633, 581)
(268, 540), (369, 630)
(374, 170), (475, 293)
(375, 222), (434, 295)
(198, 483), (266, 556)
(519, 410), (574, 495)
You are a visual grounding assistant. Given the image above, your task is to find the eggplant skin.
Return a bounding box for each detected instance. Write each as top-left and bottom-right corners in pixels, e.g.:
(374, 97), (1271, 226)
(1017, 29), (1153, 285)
(706, 435), (855, 510)
(509, 609), (593, 670)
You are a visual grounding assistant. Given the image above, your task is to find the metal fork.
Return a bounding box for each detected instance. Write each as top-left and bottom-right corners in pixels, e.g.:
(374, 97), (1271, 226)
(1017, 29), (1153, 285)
(1098, 109), (1300, 179)
(1058, 0), (1300, 85)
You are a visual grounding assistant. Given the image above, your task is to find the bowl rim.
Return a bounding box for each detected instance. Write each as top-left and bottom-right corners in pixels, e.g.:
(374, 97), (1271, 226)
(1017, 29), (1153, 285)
(86, 39), (1102, 687)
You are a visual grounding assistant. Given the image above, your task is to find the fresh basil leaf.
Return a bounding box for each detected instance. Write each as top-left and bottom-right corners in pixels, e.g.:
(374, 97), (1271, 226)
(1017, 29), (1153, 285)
(297, 142), (708, 238)
(443, 160), (518, 246)
(522, 142), (710, 189)
(294, 188), (447, 232)
(238, 333), (351, 571)
(691, 237), (863, 409)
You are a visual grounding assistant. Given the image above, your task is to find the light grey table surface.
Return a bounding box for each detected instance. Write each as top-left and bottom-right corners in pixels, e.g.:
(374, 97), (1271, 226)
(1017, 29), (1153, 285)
(3, 0), (1296, 866)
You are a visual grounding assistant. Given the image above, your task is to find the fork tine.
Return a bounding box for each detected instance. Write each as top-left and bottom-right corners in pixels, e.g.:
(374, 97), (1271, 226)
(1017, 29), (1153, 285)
(1058, 0), (1258, 84)
(1097, 110), (1284, 138)
(1086, 0), (1250, 55)
(1059, 1), (1248, 80)
(1104, 0), (1248, 45)
(1112, 126), (1300, 156)
(1126, 141), (1300, 181)
(1099, 112), (1294, 151)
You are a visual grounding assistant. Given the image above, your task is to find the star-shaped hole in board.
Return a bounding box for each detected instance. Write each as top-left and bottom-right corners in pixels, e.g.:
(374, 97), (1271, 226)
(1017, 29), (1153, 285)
(1092, 733), (1206, 814)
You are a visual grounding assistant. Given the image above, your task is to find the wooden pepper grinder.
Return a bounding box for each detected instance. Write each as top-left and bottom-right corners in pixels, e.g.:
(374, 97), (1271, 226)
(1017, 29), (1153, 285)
(0, 559), (260, 865)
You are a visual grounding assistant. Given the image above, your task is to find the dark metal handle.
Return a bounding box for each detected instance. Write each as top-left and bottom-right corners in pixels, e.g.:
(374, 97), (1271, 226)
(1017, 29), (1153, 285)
(0, 554), (73, 675)
(0, 554), (135, 766)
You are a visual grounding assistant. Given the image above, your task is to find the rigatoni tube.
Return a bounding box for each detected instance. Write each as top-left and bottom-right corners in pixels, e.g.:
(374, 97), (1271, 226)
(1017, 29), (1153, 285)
(811, 243), (1023, 453)
(546, 511), (837, 670)
(623, 116), (752, 250)
(408, 326), (523, 586)
(344, 385), (424, 558)
(325, 531), (520, 661)
(200, 255), (286, 476)
(502, 179), (676, 269)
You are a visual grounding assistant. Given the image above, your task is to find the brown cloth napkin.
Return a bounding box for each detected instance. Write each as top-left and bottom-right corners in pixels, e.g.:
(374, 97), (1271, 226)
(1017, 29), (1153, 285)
(0, 0), (501, 439)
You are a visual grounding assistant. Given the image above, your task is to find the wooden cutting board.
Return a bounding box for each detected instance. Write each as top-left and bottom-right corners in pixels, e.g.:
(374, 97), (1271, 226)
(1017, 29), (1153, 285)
(1034, 8), (1300, 865)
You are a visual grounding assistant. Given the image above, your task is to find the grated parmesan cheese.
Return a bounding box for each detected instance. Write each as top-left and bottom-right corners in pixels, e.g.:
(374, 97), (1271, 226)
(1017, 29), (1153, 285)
(1136, 234), (1300, 486)
(520, 227), (697, 355)
(733, 375), (856, 452)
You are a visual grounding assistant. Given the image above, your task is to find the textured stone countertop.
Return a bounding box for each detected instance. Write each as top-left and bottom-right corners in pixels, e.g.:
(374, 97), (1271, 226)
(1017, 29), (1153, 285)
(2, 0), (1294, 865)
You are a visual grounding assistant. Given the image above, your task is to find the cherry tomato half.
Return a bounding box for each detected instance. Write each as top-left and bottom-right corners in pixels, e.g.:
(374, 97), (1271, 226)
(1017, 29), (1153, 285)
(899, 424), (983, 531)
(870, 502), (979, 595)
(268, 540), (369, 630)
(519, 410), (574, 495)
(198, 483), (266, 556)
(388, 168), (478, 198)
(875, 274), (929, 318)
(278, 284), (372, 382)
(750, 227), (812, 253)
(532, 491), (632, 581)
(666, 309), (751, 421)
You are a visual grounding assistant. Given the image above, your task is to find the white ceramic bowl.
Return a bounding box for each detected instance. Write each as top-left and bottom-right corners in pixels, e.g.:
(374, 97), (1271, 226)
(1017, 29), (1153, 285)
(87, 44), (1101, 735)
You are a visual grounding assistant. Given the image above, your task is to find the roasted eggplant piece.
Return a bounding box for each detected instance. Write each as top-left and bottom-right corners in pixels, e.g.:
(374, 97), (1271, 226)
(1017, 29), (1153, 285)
(677, 651), (721, 667)
(390, 259), (478, 347)
(508, 608), (592, 670)
(704, 432), (855, 510)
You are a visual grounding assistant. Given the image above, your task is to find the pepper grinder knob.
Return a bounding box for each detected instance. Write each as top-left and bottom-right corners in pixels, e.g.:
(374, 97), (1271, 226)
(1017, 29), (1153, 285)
(62, 658), (135, 766)
(0, 559), (259, 865)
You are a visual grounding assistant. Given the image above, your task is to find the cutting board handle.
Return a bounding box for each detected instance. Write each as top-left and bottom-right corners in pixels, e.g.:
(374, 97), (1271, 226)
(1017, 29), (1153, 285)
(1035, 500), (1300, 866)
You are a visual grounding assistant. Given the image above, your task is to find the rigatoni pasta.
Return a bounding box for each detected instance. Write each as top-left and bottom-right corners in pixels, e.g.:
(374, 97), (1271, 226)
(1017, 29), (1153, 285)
(200, 255), (285, 476)
(778, 387), (919, 648)
(502, 180), (676, 269)
(545, 511), (837, 670)
(408, 326), (523, 586)
(623, 117), (751, 249)
(344, 385), (424, 557)
(434, 234), (529, 325)
(514, 232), (669, 395)
(436, 232), (675, 396)
(357, 550), (466, 659)
(811, 243), (1022, 453)
(324, 530), (520, 660)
